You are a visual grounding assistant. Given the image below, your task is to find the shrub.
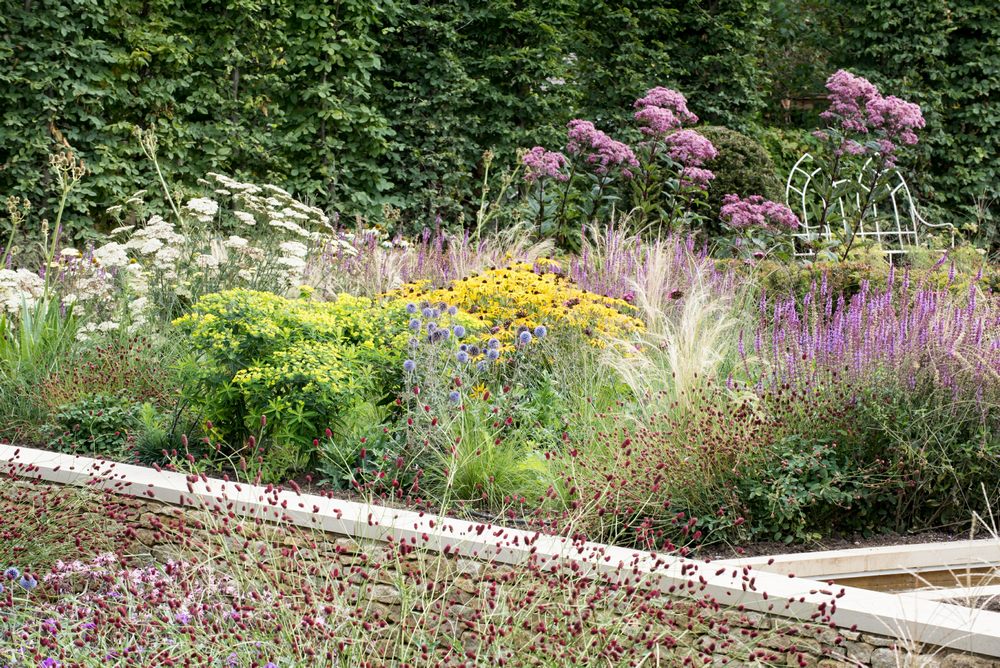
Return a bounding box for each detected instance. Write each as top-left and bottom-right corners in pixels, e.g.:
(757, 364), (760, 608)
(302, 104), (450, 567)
(174, 289), (412, 479)
(696, 125), (784, 237)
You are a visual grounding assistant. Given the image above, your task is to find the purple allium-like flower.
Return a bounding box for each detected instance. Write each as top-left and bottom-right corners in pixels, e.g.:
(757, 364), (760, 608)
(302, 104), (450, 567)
(523, 146), (570, 182)
(634, 87), (699, 125)
(405, 302), (417, 314)
(422, 307), (434, 319)
(533, 325), (548, 338)
(679, 166), (716, 190)
(663, 130), (717, 167)
(566, 120), (639, 177)
(720, 194), (800, 230)
(519, 330), (533, 345)
(453, 325), (466, 338)
(486, 348), (500, 361)
(4, 567), (20, 580)
(408, 318), (421, 331)
(41, 660), (59, 668)
(18, 574), (37, 591)
(447, 305), (458, 316)
(487, 337), (500, 350)
(456, 350), (470, 364)
(448, 390), (461, 403)
(403, 359), (416, 373)
(476, 360), (489, 372)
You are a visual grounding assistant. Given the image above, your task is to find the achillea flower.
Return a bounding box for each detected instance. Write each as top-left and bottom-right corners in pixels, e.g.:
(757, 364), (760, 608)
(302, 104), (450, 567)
(663, 130), (718, 167)
(566, 120), (639, 177)
(523, 147), (569, 182)
(720, 194), (800, 230)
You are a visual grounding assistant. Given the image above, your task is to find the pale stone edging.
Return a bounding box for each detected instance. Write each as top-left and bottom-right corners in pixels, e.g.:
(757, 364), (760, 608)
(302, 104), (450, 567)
(2, 443), (999, 658)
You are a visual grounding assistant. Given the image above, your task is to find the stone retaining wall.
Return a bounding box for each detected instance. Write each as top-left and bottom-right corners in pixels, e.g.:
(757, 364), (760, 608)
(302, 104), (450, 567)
(3, 477), (999, 667)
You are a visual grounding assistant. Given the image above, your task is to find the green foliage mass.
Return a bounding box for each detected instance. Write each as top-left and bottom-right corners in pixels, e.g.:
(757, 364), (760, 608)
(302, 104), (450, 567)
(697, 125), (783, 234)
(0, 0), (770, 237)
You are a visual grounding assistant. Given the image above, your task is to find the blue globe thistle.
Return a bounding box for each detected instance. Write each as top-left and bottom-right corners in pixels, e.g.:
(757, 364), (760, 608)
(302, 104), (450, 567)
(456, 351), (470, 364)
(476, 360), (489, 372)
(440, 328), (451, 340)
(426, 322), (437, 333)
(4, 567), (20, 580)
(533, 325), (548, 338)
(518, 330), (533, 345)
(403, 359), (416, 373)
(408, 318), (421, 331)
(486, 348), (500, 361)
(447, 306), (458, 316)
(0, 582), (4, 595)
(430, 308), (441, 319)
(448, 390), (461, 403)
(422, 307), (434, 318)
(468, 345), (481, 356)
(405, 303), (418, 314)
(452, 325), (466, 339)
(18, 575), (37, 591)
(459, 343), (468, 352)
(487, 337), (500, 350)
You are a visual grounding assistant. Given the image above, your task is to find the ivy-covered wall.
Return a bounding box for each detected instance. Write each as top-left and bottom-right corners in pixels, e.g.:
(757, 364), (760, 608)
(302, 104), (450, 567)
(1, 0), (769, 235)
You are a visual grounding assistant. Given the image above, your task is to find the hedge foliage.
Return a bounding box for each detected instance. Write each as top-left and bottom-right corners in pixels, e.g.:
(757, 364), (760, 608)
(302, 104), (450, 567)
(763, 0), (1000, 251)
(1, 0), (769, 237)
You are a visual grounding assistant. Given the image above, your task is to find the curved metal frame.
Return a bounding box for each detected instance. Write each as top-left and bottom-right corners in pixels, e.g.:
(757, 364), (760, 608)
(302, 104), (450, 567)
(785, 153), (953, 257)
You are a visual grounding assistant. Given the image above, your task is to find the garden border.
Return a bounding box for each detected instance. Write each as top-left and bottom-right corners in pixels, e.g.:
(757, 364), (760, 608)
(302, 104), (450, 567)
(3, 444), (1000, 658)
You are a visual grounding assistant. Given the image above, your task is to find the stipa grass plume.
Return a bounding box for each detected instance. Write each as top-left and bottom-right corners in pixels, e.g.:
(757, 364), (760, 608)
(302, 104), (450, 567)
(602, 261), (748, 417)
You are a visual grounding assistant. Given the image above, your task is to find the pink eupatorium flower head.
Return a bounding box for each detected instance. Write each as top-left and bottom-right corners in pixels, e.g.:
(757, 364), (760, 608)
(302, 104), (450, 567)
(820, 70), (880, 134)
(634, 87), (699, 125)
(679, 166), (716, 190)
(819, 70), (924, 163)
(523, 146), (569, 182)
(566, 119), (639, 177)
(634, 106), (682, 137)
(663, 130), (718, 167)
(720, 194), (799, 230)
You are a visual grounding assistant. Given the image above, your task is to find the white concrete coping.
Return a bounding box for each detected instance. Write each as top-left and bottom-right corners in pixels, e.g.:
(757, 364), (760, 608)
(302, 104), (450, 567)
(715, 540), (1000, 580)
(3, 443), (1000, 657)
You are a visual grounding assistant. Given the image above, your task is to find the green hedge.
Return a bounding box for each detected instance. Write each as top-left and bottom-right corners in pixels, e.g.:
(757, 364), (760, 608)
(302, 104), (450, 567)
(1, 0), (769, 237)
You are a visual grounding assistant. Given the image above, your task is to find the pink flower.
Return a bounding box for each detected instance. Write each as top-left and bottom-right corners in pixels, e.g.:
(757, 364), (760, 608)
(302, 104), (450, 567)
(566, 120), (639, 177)
(819, 70), (924, 163)
(663, 130), (718, 167)
(679, 166), (715, 190)
(634, 87), (699, 125)
(720, 194), (799, 230)
(634, 106), (682, 137)
(820, 70), (879, 134)
(866, 95), (924, 146)
(523, 146), (569, 182)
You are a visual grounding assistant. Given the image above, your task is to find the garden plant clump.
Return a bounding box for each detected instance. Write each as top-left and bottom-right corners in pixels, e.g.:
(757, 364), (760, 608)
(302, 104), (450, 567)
(0, 68), (997, 664)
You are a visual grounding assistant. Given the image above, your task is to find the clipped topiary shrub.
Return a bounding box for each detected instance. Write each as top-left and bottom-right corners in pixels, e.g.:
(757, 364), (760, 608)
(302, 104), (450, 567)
(698, 125), (784, 238)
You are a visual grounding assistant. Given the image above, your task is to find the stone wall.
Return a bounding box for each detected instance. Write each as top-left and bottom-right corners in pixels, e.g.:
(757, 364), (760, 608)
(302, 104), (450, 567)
(3, 478), (999, 667)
